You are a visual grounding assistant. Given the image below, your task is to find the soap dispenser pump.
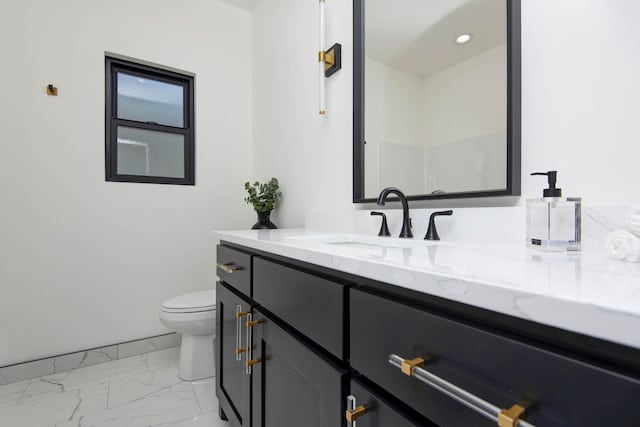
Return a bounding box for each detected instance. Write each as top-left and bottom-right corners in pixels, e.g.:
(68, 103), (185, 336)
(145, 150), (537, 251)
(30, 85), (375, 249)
(531, 171), (562, 197)
(526, 171), (581, 251)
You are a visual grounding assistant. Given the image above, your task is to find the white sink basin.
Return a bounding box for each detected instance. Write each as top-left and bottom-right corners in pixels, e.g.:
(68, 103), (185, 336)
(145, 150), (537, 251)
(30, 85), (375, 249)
(286, 234), (438, 250)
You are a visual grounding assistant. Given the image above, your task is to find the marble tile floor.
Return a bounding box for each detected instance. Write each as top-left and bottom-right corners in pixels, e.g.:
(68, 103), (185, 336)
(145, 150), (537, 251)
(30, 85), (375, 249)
(0, 334), (181, 387)
(0, 347), (229, 427)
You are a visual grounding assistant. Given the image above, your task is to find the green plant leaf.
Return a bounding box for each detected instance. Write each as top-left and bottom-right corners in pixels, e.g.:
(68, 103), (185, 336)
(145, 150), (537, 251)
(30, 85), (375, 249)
(243, 177), (281, 212)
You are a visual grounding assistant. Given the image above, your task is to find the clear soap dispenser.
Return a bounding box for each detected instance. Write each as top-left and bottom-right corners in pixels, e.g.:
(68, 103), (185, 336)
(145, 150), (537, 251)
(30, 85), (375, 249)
(526, 171), (581, 251)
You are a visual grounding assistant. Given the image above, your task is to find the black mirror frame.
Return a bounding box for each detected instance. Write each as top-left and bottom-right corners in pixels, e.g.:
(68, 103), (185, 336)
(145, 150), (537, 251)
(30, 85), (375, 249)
(353, 0), (521, 203)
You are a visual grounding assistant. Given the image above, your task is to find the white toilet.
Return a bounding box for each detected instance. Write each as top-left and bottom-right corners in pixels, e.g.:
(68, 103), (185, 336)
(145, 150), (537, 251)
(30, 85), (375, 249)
(159, 290), (216, 381)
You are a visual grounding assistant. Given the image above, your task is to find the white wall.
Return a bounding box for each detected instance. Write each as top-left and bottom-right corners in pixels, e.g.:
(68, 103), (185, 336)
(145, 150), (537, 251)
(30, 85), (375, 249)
(0, 0), (253, 366)
(423, 44), (507, 193)
(421, 44), (506, 194)
(363, 45), (506, 196)
(252, 0), (353, 228)
(422, 44), (506, 148)
(252, 0), (640, 233)
(521, 0), (640, 204)
(364, 58), (425, 196)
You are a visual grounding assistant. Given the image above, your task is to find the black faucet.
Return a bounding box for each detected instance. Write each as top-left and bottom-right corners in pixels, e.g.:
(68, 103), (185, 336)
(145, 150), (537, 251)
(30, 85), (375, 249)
(376, 187), (413, 238)
(370, 211), (391, 237)
(424, 210), (453, 240)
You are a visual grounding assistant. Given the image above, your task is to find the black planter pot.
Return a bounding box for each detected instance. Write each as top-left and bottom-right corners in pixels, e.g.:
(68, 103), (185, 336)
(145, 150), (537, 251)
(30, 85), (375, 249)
(251, 210), (277, 230)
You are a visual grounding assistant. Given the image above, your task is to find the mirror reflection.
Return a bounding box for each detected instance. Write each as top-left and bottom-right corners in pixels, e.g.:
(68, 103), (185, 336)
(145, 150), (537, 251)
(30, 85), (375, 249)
(362, 0), (511, 199)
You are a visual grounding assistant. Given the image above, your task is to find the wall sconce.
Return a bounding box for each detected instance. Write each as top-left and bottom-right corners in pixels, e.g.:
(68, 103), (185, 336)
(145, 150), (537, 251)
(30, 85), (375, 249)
(319, 0), (342, 115)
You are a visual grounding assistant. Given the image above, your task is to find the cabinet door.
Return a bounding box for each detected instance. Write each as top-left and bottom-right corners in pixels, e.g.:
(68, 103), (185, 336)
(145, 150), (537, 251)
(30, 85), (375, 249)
(250, 309), (348, 427)
(347, 378), (433, 427)
(216, 282), (252, 427)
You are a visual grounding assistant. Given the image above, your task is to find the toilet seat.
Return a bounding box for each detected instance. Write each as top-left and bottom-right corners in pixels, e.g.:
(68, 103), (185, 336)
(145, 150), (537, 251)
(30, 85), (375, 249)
(161, 306), (215, 313)
(161, 290), (215, 313)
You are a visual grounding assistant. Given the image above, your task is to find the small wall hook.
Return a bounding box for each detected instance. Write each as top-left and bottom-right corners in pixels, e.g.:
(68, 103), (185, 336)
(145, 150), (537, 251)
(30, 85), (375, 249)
(46, 84), (58, 96)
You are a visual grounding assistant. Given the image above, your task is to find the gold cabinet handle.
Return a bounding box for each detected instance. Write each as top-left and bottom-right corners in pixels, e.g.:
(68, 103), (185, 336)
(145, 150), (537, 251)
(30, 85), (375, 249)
(246, 319), (264, 327)
(245, 313), (264, 375)
(246, 358), (261, 368)
(346, 395), (367, 426)
(389, 354), (535, 427)
(217, 262), (242, 274)
(498, 403), (529, 427)
(401, 357), (425, 376)
(346, 406), (367, 423)
(235, 305), (244, 362)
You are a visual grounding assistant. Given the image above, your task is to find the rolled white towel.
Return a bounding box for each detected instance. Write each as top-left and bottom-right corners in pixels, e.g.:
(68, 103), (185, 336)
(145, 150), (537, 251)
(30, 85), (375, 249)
(628, 204), (640, 216)
(625, 210), (640, 238)
(605, 230), (640, 263)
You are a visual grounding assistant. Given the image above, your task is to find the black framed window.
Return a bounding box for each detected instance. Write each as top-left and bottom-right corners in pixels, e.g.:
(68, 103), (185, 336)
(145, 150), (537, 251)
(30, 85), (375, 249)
(105, 56), (195, 185)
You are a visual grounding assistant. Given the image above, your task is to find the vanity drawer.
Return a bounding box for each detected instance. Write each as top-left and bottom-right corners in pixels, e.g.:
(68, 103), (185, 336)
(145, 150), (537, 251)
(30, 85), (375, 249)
(351, 289), (640, 427)
(348, 378), (432, 427)
(216, 245), (252, 296)
(253, 257), (346, 359)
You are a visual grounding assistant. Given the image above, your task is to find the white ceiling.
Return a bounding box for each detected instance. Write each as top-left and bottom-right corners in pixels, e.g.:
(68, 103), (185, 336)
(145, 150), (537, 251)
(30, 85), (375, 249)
(365, 0), (506, 78)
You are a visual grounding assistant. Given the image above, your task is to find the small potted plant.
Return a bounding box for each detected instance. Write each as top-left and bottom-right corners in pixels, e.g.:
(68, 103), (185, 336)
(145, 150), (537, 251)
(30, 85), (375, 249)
(244, 178), (282, 229)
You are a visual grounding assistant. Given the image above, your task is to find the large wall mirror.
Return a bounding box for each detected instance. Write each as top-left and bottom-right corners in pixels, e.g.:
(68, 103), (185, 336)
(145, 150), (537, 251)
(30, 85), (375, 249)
(353, 0), (521, 202)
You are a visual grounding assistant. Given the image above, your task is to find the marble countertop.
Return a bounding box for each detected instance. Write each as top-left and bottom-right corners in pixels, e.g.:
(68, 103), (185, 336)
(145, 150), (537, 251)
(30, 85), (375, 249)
(214, 229), (640, 350)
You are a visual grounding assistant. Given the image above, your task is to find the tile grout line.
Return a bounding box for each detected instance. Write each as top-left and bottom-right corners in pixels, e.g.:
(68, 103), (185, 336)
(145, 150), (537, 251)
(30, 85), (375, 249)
(16, 378), (32, 403)
(192, 382), (205, 415)
(106, 379), (111, 410)
(66, 392), (82, 422)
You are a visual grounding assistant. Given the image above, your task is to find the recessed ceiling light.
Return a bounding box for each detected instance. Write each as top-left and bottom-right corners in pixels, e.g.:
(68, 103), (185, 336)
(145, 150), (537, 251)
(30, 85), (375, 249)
(456, 34), (472, 44)
(137, 78), (146, 84)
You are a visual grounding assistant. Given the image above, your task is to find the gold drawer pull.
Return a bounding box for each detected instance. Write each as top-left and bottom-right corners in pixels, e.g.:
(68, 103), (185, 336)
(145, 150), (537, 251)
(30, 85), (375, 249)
(236, 311), (249, 318)
(217, 262), (242, 274)
(236, 348), (247, 355)
(498, 402), (530, 427)
(389, 354), (536, 427)
(246, 358), (261, 367)
(401, 357), (425, 376)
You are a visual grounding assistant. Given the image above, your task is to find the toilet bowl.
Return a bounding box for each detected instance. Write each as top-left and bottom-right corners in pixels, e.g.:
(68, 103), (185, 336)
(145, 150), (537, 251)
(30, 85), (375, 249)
(159, 290), (216, 381)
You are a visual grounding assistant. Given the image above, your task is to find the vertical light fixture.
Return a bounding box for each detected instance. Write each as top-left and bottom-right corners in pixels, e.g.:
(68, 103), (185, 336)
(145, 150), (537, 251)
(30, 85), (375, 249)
(318, 0), (342, 115)
(319, 0), (326, 115)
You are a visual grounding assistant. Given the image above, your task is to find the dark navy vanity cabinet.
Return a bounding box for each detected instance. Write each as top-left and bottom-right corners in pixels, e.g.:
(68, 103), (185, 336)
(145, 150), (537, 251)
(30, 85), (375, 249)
(216, 282), (252, 427)
(250, 307), (348, 427)
(216, 242), (640, 427)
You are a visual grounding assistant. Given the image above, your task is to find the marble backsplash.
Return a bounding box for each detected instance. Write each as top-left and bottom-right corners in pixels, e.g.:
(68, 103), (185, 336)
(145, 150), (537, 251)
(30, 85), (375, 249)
(306, 205), (632, 251)
(0, 333), (180, 387)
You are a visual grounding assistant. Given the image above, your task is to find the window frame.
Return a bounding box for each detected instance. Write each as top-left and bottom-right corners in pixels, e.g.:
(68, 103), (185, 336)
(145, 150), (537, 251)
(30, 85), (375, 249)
(105, 56), (195, 185)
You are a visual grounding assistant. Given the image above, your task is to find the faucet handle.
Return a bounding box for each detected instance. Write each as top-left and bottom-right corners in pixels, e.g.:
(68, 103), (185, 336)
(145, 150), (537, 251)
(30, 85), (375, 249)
(371, 212), (391, 237)
(424, 210), (453, 241)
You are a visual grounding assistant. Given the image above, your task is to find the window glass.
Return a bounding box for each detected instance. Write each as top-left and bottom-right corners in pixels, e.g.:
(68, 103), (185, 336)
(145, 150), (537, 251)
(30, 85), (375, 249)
(116, 126), (185, 178)
(117, 72), (184, 128)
